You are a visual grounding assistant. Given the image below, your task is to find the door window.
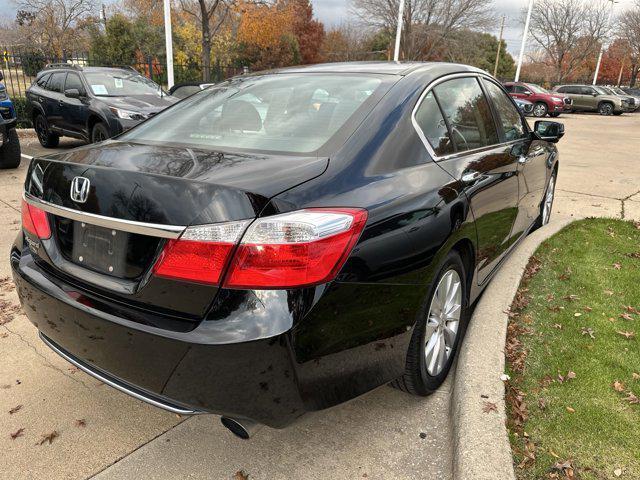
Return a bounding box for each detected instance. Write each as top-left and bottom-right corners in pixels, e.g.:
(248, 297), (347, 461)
(47, 72), (66, 93)
(414, 91), (454, 156)
(513, 85), (530, 94)
(64, 73), (84, 93)
(482, 80), (527, 142)
(432, 77), (499, 152)
(581, 86), (596, 95)
(36, 73), (51, 88)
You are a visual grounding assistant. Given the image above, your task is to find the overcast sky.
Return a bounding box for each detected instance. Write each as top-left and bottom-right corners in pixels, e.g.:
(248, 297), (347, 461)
(1, 0), (636, 56)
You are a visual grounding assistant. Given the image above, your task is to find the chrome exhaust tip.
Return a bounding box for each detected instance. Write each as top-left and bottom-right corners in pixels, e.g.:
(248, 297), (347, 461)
(220, 416), (261, 439)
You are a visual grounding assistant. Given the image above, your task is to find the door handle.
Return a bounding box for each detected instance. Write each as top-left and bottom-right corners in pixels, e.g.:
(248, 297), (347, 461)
(461, 171), (481, 184)
(518, 155), (528, 165)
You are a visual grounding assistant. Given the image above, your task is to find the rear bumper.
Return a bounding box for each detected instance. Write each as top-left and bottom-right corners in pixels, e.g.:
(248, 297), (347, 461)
(11, 248), (307, 428)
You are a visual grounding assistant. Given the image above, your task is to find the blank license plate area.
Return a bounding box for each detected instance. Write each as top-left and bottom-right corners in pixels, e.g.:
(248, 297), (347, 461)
(71, 222), (129, 277)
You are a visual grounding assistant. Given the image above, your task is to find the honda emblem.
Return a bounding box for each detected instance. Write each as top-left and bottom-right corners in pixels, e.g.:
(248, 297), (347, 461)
(70, 176), (90, 203)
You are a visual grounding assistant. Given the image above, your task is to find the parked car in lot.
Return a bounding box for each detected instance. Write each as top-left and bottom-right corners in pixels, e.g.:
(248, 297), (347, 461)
(601, 86), (640, 111)
(0, 71), (21, 169)
(513, 97), (534, 116)
(26, 64), (178, 147)
(552, 84), (633, 115)
(504, 81), (571, 117)
(621, 87), (640, 97)
(168, 81), (215, 99)
(12, 62), (563, 438)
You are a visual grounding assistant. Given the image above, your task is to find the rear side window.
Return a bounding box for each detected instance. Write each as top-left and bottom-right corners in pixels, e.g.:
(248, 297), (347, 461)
(432, 77), (499, 152)
(47, 72), (66, 93)
(483, 80), (527, 142)
(414, 91), (454, 156)
(503, 84), (514, 93)
(514, 85), (530, 94)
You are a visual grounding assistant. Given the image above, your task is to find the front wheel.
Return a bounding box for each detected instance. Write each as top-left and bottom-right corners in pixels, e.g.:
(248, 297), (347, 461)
(35, 114), (59, 148)
(598, 102), (614, 116)
(0, 128), (21, 169)
(534, 171), (557, 229)
(533, 102), (548, 117)
(91, 122), (110, 143)
(392, 251), (469, 395)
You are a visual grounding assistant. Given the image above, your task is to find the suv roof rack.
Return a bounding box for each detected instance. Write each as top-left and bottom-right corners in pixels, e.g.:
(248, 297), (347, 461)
(43, 63), (83, 71)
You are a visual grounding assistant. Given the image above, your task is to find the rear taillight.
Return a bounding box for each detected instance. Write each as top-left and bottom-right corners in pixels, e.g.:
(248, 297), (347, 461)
(153, 221), (249, 285)
(152, 208), (367, 288)
(21, 199), (51, 240)
(224, 208), (367, 289)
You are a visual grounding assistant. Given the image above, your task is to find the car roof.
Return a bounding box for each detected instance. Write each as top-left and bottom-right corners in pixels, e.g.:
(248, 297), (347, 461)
(40, 66), (137, 76)
(260, 61), (482, 76)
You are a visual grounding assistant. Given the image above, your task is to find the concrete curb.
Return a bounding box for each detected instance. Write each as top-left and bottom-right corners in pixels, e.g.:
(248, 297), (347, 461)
(450, 216), (576, 480)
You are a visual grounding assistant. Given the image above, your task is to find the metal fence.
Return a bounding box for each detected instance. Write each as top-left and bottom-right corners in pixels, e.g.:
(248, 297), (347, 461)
(0, 47), (246, 98)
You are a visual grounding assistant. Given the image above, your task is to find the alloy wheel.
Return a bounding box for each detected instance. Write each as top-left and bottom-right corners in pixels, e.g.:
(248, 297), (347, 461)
(599, 103), (613, 115)
(542, 175), (556, 225)
(36, 117), (48, 144)
(533, 103), (547, 117)
(424, 269), (462, 376)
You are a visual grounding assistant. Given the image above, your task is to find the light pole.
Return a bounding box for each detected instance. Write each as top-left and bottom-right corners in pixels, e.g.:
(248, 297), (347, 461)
(163, 0), (174, 89)
(515, 0), (534, 82)
(592, 0), (617, 86)
(393, 0), (406, 62)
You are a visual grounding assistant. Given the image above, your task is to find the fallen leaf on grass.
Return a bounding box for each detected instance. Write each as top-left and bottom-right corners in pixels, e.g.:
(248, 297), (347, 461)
(233, 471), (249, 480)
(574, 312), (582, 317)
(625, 392), (639, 404)
(553, 323), (563, 329)
(614, 468), (623, 477)
(563, 295), (579, 302)
(617, 331), (636, 339)
(8, 404), (22, 415)
(10, 428), (24, 440)
(566, 406), (575, 413)
(604, 290), (615, 296)
(620, 313), (634, 321)
(74, 419), (86, 428)
(37, 431), (58, 445)
(482, 401), (498, 413)
(613, 263), (622, 270)
(624, 306), (640, 314)
(558, 371), (576, 384)
(613, 381), (625, 392)
(552, 460), (575, 478)
(633, 373), (640, 381)
(538, 398), (547, 410)
(581, 327), (595, 339)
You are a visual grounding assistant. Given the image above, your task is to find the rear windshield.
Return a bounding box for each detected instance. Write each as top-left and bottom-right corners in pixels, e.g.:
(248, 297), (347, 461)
(120, 74), (384, 154)
(84, 72), (163, 97)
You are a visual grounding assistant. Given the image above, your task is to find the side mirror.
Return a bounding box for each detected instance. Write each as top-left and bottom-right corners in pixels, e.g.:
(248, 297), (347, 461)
(534, 120), (565, 143)
(64, 88), (81, 99)
(524, 91), (532, 96)
(592, 92), (598, 97)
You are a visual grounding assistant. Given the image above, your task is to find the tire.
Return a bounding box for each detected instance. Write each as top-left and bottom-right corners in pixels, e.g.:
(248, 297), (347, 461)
(392, 251), (469, 395)
(34, 114), (59, 148)
(91, 122), (110, 143)
(533, 102), (548, 117)
(0, 128), (21, 169)
(533, 169), (557, 230)
(549, 112), (561, 118)
(598, 102), (614, 116)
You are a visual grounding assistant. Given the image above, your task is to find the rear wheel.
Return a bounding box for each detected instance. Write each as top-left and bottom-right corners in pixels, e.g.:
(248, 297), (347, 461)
(533, 102), (548, 117)
(35, 114), (59, 148)
(91, 122), (110, 143)
(598, 102), (614, 116)
(0, 128), (21, 169)
(392, 251), (468, 395)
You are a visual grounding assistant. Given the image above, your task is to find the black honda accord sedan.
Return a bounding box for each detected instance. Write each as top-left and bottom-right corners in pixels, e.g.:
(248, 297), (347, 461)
(11, 62), (563, 438)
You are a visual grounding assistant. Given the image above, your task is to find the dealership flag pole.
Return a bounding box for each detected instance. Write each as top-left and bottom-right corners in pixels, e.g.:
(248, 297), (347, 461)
(393, 0), (406, 62)
(515, 0), (534, 82)
(593, 0), (617, 86)
(163, 0), (174, 89)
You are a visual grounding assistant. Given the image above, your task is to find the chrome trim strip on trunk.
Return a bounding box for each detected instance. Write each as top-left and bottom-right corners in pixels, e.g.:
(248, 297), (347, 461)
(39, 333), (200, 415)
(24, 193), (185, 239)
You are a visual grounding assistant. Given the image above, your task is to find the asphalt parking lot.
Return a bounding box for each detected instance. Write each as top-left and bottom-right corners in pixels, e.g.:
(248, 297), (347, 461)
(1, 113), (640, 480)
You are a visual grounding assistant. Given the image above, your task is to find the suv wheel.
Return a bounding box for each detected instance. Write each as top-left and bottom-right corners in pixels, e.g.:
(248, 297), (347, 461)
(35, 115), (60, 148)
(91, 122), (110, 143)
(0, 128), (21, 169)
(533, 102), (548, 117)
(391, 251), (469, 395)
(598, 102), (614, 116)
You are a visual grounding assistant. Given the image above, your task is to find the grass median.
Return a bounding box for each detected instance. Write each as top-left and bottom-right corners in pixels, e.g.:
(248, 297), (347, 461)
(506, 218), (640, 480)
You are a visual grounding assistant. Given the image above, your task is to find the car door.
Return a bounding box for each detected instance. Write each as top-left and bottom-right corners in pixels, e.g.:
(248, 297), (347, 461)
(417, 75), (520, 284)
(60, 72), (89, 137)
(559, 87), (581, 110)
(580, 86), (597, 110)
(482, 78), (548, 238)
(44, 72), (67, 131)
